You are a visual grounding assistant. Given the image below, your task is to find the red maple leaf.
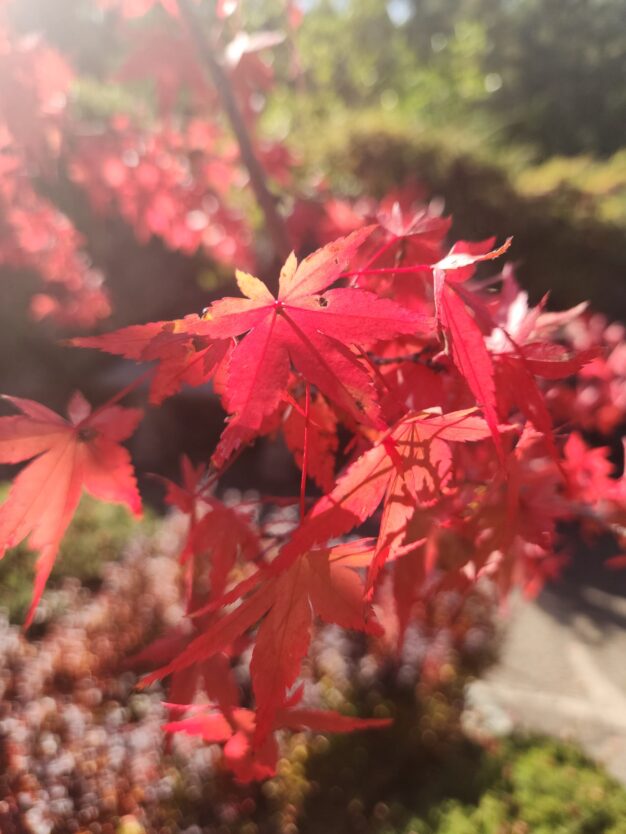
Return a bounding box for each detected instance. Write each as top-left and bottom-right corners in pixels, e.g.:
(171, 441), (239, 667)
(282, 389), (339, 491)
(278, 409), (496, 584)
(182, 498), (260, 599)
(0, 393), (141, 625)
(156, 454), (207, 517)
(201, 228), (432, 464)
(376, 188), (451, 264)
(563, 432), (618, 505)
(153, 455), (259, 608)
(73, 315), (232, 405)
(164, 700), (390, 782)
(96, 0), (181, 18)
(433, 238), (513, 458)
(117, 31), (210, 114)
(143, 543), (382, 744)
(249, 546), (382, 743)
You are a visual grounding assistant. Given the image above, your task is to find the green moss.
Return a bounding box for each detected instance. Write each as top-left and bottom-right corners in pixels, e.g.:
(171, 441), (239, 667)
(396, 738), (626, 834)
(267, 696), (626, 834)
(0, 486), (149, 623)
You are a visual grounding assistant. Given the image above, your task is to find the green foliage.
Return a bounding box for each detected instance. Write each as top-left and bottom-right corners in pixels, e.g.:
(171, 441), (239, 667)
(73, 76), (146, 121)
(473, 0), (626, 158)
(0, 486), (144, 623)
(269, 0), (497, 139)
(402, 0), (626, 157)
(292, 0), (626, 158)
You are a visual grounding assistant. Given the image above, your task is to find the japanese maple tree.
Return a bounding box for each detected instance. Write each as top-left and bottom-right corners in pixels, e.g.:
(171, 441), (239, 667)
(0, 0), (625, 784)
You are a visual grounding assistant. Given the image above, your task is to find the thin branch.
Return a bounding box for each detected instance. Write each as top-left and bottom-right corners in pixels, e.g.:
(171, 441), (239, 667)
(176, 0), (292, 263)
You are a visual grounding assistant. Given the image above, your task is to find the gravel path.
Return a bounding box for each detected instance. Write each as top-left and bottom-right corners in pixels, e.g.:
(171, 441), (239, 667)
(466, 544), (626, 783)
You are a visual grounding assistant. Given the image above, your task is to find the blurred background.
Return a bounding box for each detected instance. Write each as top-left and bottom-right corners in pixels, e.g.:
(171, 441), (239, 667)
(1, 1), (626, 832)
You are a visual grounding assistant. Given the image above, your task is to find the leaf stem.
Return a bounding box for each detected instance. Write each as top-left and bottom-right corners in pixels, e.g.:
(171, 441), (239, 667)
(346, 236), (398, 287)
(90, 366), (155, 418)
(299, 382), (310, 520)
(341, 263), (433, 278)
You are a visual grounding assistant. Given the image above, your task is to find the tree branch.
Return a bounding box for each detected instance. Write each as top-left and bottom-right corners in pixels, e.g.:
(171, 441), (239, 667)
(176, 0), (292, 263)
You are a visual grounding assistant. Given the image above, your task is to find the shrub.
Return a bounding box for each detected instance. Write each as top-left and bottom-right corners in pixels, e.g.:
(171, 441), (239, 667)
(300, 116), (626, 320)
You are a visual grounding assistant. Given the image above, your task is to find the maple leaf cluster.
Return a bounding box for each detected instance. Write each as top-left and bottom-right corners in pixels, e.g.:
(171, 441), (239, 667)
(69, 116), (258, 271)
(546, 312), (626, 437)
(1, 0), (625, 785)
(0, 0), (293, 324)
(3, 205), (625, 780)
(0, 10), (110, 325)
(68, 8), (293, 275)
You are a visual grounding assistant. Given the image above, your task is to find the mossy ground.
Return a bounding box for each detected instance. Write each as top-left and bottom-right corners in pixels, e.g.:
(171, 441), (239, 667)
(0, 485), (150, 623)
(259, 685), (626, 834)
(391, 736), (626, 834)
(265, 725), (626, 833)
